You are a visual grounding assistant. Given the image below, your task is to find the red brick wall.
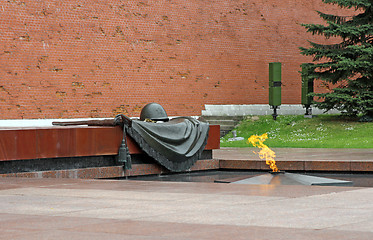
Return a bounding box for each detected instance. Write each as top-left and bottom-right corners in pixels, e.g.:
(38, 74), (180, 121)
(0, 0), (353, 119)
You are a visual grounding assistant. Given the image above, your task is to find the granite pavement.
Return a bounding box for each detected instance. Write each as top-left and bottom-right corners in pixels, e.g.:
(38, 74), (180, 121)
(1, 175), (373, 239)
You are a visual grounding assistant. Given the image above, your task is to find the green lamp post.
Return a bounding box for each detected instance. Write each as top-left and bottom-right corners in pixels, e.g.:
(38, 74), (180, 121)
(269, 62), (282, 120)
(301, 64), (314, 117)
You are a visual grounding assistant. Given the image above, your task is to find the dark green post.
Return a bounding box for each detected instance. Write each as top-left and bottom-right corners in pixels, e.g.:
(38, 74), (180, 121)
(269, 62), (282, 120)
(301, 64), (314, 116)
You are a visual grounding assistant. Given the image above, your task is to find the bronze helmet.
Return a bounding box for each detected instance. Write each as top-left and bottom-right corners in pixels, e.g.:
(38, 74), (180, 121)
(140, 103), (169, 121)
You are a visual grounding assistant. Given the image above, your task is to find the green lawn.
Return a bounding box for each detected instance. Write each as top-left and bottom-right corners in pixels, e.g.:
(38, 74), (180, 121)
(220, 115), (373, 148)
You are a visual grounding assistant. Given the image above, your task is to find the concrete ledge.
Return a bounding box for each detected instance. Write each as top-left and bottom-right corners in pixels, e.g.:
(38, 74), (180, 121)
(0, 159), (220, 179)
(215, 148), (373, 173)
(218, 160), (356, 172)
(3, 147), (373, 179)
(0, 166), (125, 179)
(202, 104), (341, 116)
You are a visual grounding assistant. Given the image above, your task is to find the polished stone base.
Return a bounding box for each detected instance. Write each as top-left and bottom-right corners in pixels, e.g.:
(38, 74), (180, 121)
(1, 177), (373, 239)
(230, 172), (353, 186)
(0, 159), (220, 179)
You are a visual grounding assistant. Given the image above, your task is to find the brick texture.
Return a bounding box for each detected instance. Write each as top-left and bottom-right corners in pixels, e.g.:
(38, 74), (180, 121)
(0, 0), (353, 119)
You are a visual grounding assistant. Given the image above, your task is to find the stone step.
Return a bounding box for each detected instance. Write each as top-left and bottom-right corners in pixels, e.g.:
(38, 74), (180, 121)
(200, 116), (245, 137)
(201, 115), (245, 121)
(219, 125), (236, 131)
(204, 119), (236, 126)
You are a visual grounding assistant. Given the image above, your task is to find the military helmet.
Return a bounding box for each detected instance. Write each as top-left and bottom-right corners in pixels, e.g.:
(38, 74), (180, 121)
(140, 103), (169, 121)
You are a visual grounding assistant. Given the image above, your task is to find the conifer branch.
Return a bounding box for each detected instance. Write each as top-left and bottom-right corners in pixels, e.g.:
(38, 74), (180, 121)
(299, 0), (373, 119)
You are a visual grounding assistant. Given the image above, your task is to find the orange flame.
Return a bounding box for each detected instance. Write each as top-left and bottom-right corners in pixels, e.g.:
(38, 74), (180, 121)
(247, 133), (279, 172)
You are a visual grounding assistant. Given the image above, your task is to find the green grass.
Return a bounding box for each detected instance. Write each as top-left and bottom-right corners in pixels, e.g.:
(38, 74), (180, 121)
(220, 115), (373, 148)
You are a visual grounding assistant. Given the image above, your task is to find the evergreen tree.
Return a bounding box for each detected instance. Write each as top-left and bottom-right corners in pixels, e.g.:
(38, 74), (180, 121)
(300, 0), (373, 121)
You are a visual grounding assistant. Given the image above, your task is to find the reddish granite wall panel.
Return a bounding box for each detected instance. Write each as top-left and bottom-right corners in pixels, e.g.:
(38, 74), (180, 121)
(0, 125), (219, 161)
(0, 126), (122, 161)
(0, 0), (353, 119)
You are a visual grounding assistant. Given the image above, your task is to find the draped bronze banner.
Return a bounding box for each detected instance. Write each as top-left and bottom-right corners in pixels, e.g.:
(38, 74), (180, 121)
(126, 117), (209, 172)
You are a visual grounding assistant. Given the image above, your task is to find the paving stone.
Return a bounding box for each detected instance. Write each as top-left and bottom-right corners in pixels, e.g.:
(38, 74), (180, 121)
(1, 146), (373, 239)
